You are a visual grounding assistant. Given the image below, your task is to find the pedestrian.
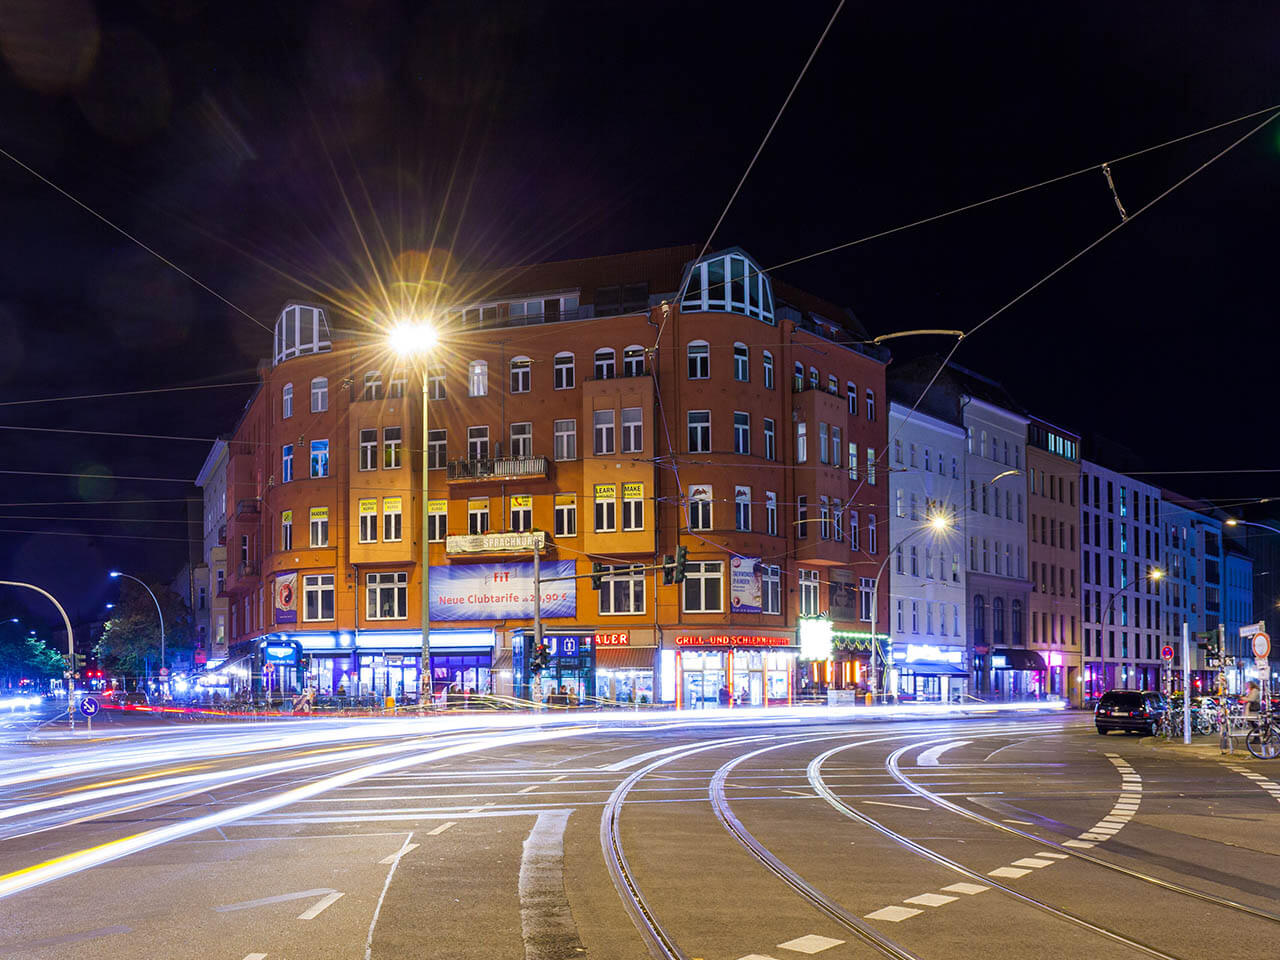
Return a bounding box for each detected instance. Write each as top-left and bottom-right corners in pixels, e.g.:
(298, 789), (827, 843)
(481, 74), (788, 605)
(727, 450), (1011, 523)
(718, 684), (731, 707)
(1244, 680), (1261, 716)
(567, 686), (579, 707)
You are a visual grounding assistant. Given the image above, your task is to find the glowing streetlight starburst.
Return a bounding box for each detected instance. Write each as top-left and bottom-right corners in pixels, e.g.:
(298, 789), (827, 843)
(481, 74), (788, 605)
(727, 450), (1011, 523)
(389, 323), (438, 356)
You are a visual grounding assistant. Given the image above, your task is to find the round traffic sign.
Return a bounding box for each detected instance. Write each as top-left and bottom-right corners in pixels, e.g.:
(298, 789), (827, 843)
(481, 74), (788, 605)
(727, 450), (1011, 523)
(263, 662), (275, 675)
(1160, 645), (1175, 661)
(78, 696), (99, 718)
(159, 667), (170, 677)
(1252, 632), (1271, 659)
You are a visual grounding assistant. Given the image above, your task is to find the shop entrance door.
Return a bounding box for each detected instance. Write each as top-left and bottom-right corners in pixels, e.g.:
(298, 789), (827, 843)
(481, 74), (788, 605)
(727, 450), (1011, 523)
(681, 669), (725, 708)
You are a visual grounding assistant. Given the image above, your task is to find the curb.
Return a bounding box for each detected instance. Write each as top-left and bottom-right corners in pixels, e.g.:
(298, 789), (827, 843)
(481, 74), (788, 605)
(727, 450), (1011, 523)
(1138, 734), (1271, 763)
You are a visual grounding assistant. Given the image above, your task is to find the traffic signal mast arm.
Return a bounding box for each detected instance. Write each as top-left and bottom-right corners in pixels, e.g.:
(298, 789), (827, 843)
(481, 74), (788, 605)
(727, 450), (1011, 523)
(536, 547), (690, 588)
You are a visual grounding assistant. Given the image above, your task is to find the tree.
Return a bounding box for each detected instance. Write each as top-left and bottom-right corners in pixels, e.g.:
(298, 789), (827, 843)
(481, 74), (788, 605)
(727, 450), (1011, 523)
(0, 632), (65, 689)
(95, 580), (195, 679)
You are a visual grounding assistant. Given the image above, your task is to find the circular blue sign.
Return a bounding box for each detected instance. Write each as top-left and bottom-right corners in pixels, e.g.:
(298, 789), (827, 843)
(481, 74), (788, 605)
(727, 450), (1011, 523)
(79, 696), (100, 717)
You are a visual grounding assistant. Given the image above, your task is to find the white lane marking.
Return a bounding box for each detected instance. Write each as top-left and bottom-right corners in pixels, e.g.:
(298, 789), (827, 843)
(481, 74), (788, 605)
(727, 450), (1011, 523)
(365, 833), (414, 960)
(777, 933), (845, 953)
(865, 905), (922, 922)
(379, 843), (419, 864)
(519, 809), (585, 960)
(1080, 832), (1111, 841)
(243, 955), (267, 960)
(603, 743), (699, 771)
(903, 892), (957, 907)
(1011, 857), (1054, 868)
(298, 891), (343, 920)
(1063, 840), (1095, 848)
(917, 740), (971, 767)
(214, 889), (336, 913)
(1036, 852), (1068, 859)
(427, 822), (456, 836)
(780, 788), (819, 798)
(862, 799), (929, 811)
(941, 882), (988, 895)
(550, 775), (567, 782)
(988, 866), (1030, 879)
(736, 954), (781, 960)
(1002, 818), (1035, 825)
(518, 785), (540, 794)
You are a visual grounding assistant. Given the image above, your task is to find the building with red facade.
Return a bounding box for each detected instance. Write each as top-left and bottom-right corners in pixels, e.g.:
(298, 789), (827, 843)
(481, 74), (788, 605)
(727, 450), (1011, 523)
(212, 245), (889, 707)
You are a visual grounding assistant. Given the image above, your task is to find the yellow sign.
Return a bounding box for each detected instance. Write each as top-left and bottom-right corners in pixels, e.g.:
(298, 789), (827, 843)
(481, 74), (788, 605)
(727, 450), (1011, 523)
(384, 496), (403, 513)
(468, 497), (488, 509)
(622, 482), (643, 500)
(510, 494), (532, 509)
(554, 493), (576, 506)
(358, 498), (377, 515)
(281, 510), (293, 524)
(427, 499), (447, 515)
(594, 483), (617, 500)
(309, 506), (328, 521)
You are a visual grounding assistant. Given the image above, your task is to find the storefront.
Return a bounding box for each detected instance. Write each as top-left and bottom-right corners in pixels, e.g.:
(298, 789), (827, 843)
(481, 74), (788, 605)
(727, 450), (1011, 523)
(992, 648), (1047, 700)
(512, 629), (597, 703)
(670, 632), (796, 708)
(593, 631), (656, 705)
(890, 642), (968, 702)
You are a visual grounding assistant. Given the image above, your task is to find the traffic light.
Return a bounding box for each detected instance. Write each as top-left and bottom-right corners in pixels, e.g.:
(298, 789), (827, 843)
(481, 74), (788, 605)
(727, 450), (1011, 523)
(69, 652), (86, 678)
(672, 545), (689, 583)
(662, 554), (675, 585)
(530, 642), (550, 674)
(590, 561), (605, 590)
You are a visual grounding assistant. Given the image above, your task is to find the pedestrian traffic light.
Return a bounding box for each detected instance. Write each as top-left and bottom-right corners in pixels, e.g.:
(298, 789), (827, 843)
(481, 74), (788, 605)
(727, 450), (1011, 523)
(590, 561), (605, 590)
(672, 545), (689, 583)
(662, 554), (675, 585)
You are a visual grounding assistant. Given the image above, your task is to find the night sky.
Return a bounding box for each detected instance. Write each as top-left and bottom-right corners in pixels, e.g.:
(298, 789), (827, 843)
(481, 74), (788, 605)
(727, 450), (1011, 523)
(0, 0), (1276, 631)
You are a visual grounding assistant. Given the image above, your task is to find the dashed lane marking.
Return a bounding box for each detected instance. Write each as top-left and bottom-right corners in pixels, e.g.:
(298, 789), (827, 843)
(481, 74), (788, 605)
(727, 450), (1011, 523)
(941, 882), (988, 895)
(862, 799), (929, 811)
(1002, 818), (1035, 825)
(1011, 857), (1054, 868)
(379, 843), (419, 864)
(903, 892), (957, 907)
(297, 891), (343, 920)
(243, 955), (267, 960)
(426, 822), (456, 835)
(1035, 852), (1068, 860)
(777, 933), (845, 953)
(988, 866), (1031, 879)
(518, 785), (540, 794)
(864, 905), (922, 922)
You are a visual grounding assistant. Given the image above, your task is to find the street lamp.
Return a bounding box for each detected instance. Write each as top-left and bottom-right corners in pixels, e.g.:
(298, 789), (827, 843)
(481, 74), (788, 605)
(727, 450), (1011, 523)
(1226, 518), (1280, 536)
(1092, 567), (1162, 699)
(869, 509), (955, 702)
(109, 571), (165, 689)
(390, 321), (438, 707)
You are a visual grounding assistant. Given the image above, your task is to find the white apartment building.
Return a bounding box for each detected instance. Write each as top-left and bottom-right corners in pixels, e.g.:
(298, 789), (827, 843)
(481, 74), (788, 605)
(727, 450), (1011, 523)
(195, 440), (230, 664)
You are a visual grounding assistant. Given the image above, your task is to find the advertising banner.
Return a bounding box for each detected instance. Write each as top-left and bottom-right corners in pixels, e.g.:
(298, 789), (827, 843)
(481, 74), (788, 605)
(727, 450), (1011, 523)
(622, 482), (643, 500)
(730, 555), (763, 613)
(429, 560), (576, 621)
(309, 506), (328, 521)
(274, 572), (298, 624)
(358, 498), (377, 515)
(427, 499), (447, 514)
(594, 483), (616, 500)
(384, 496), (403, 513)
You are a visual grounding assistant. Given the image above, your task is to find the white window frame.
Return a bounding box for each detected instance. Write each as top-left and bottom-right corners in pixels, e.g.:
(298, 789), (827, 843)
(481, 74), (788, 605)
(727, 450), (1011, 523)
(427, 508), (445, 542)
(468, 499), (490, 535)
(510, 356), (532, 394)
(383, 426), (402, 469)
(554, 496), (577, 537)
(363, 370), (382, 401)
(553, 352), (575, 390)
(310, 510), (329, 547)
(366, 571), (408, 620)
(682, 560), (723, 613)
(303, 574), (334, 622)
(281, 444), (293, 483)
(687, 410), (711, 453)
(763, 418), (776, 461)
(733, 342), (749, 381)
(427, 429), (446, 469)
(762, 351), (774, 389)
(622, 489), (643, 531)
(554, 419), (577, 461)
(510, 497), (532, 532)
(593, 348), (615, 380)
(799, 569), (820, 617)
(796, 421), (807, 462)
(359, 428), (377, 471)
(359, 510), (377, 543)
(280, 514), (292, 551)
(733, 411), (750, 455)
(687, 340), (710, 379)
(510, 421), (532, 459)
(310, 439), (329, 478)
(762, 565), (781, 615)
(467, 425), (489, 461)
(622, 345), (645, 377)
(310, 377), (328, 413)
(594, 493), (617, 533)
(384, 500), (403, 542)
(468, 360), (488, 397)
(593, 409), (615, 455)
(621, 407), (643, 453)
(735, 485), (751, 532)
(282, 383), (293, 419)
(599, 564), (645, 615)
(689, 488), (712, 531)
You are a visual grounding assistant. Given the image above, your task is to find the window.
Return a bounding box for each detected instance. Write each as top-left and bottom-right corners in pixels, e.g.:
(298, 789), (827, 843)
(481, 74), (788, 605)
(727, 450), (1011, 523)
(428, 374), (445, 401)
(809, 366), (819, 390)
(799, 569), (820, 616)
(735, 486), (751, 531)
(865, 389), (875, 420)
(622, 407), (643, 453)
(762, 565), (781, 614)
(910, 545), (919, 576)
(511, 495), (532, 532)
(467, 426), (489, 461)
(687, 340), (710, 379)
(594, 487), (616, 532)
(388, 373), (406, 399)
(599, 564), (645, 615)
(850, 510), (860, 551)
(868, 514), (877, 553)
(427, 502), (445, 542)
(510, 356), (531, 393)
(281, 444), (294, 483)
(766, 491), (778, 535)
(758, 417), (776, 461)
(310, 377), (328, 413)
(554, 419), (577, 461)
(832, 427), (841, 468)
(428, 429), (446, 469)
(282, 383), (293, 419)
(216, 569), (224, 594)
(819, 496), (831, 540)
(859, 578), (874, 621)
(827, 374), (838, 395)
(468, 498), (490, 535)
(912, 601), (919, 633)
(733, 411), (750, 455)
(358, 429), (377, 471)
(510, 422), (532, 459)
(819, 423), (829, 464)
(309, 507), (329, 547)
(594, 348), (615, 379)
(623, 486), (644, 531)
(468, 360), (488, 396)
(383, 426), (402, 469)
(866, 448), (876, 484)
(554, 352), (575, 390)
(796, 421), (808, 462)
(366, 572), (408, 620)
(363, 370), (382, 401)
(687, 410), (711, 452)
(357, 499), (378, 542)
(683, 561), (723, 612)
(617, 344), (644, 377)
(310, 439), (329, 478)
(847, 382), (857, 415)
(594, 410), (616, 455)
(794, 362), (804, 391)
(554, 495), (577, 537)
(689, 486), (712, 531)
(280, 511), (292, 551)
(728, 342), (749, 382)
(762, 351), (774, 389)
(849, 442), (857, 480)
(303, 574), (334, 621)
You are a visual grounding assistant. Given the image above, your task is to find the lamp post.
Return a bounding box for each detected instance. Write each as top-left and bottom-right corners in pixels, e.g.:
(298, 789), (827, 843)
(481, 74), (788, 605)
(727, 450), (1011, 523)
(0, 581), (77, 726)
(870, 511), (954, 702)
(109, 571), (165, 692)
(390, 322), (439, 707)
(1092, 567), (1162, 699)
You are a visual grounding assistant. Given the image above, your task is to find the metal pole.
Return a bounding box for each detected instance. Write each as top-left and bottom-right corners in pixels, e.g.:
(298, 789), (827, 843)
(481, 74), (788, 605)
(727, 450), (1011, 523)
(114, 573), (165, 695)
(1, 581), (76, 729)
(533, 546), (542, 700)
(1182, 621), (1191, 744)
(419, 359), (431, 707)
(869, 575), (878, 703)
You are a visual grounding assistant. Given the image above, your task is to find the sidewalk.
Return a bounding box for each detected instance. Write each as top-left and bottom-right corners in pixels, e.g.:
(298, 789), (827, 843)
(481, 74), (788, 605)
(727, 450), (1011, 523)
(1139, 733), (1270, 763)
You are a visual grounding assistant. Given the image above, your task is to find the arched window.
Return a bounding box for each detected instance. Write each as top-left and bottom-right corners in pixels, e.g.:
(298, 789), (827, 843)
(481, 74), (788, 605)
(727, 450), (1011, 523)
(310, 377), (328, 413)
(623, 345), (645, 377)
(992, 597), (1005, 644)
(732, 342), (749, 381)
(793, 362), (804, 391)
(593, 348), (615, 380)
(468, 360), (488, 397)
(510, 356), (531, 394)
(680, 254), (774, 323)
(1011, 600), (1024, 644)
(762, 351), (774, 389)
(972, 596), (985, 645)
(282, 383), (293, 419)
(808, 366), (819, 390)
(553, 352), (575, 390)
(363, 370), (382, 401)
(687, 341), (709, 379)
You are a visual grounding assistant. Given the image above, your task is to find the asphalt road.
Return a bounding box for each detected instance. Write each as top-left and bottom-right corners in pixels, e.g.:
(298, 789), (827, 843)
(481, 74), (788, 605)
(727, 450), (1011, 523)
(0, 707), (1277, 960)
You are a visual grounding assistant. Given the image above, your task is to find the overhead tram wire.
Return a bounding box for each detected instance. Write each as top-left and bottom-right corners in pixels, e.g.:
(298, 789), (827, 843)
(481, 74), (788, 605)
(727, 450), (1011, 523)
(0, 381), (259, 409)
(0, 528), (200, 543)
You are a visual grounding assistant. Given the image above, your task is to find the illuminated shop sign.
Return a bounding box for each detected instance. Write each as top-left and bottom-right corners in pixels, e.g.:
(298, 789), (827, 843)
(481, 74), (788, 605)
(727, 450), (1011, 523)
(594, 632), (630, 646)
(673, 634), (791, 647)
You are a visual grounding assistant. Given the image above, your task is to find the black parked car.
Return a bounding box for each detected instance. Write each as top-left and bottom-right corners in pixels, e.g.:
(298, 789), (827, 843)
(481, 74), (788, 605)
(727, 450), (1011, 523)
(1095, 690), (1165, 735)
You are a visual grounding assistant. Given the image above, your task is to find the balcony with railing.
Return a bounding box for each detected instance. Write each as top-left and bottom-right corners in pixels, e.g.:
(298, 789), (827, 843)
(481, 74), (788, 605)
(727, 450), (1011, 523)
(235, 498), (261, 520)
(446, 456), (549, 482)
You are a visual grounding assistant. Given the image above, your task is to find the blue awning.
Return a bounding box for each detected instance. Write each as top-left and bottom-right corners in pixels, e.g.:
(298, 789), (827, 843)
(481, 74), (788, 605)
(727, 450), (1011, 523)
(897, 660), (967, 676)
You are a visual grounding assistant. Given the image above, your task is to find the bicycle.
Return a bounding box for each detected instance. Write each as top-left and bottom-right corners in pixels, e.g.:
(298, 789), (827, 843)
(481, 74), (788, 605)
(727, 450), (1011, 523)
(1244, 712), (1280, 760)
